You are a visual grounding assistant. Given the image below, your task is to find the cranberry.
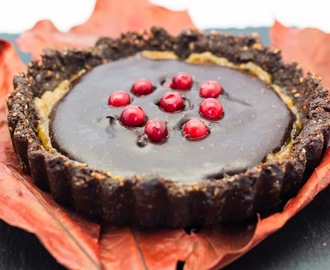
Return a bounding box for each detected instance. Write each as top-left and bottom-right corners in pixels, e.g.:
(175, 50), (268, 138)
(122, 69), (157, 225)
(199, 98), (224, 120)
(120, 105), (146, 127)
(183, 119), (209, 139)
(131, 79), (154, 96)
(171, 72), (193, 90)
(108, 90), (131, 107)
(144, 119), (168, 142)
(199, 80), (223, 98)
(160, 92), (184, 112)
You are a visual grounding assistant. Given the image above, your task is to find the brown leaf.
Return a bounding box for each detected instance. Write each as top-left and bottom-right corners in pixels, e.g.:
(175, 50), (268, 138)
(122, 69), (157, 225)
(17, 0), (195, 59)
(0, 39), (101, 270)
(270, 20), (330, 88)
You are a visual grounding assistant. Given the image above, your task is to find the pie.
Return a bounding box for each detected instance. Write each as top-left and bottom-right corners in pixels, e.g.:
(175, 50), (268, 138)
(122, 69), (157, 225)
(7, 28), (330, 227)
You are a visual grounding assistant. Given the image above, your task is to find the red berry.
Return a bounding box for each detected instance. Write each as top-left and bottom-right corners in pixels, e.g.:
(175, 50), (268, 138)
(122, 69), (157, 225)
(183, 119), (209, 139)
(199, 98), (224, 120)
(160, 92), (184, 112)
(199, 80), (223, 98)
(120, 105), (146, 127)
(108, 90), (131, 107)
(171, 72), (193, 90)
(131, 79), (154, 96)
(144, 119), (168, 142)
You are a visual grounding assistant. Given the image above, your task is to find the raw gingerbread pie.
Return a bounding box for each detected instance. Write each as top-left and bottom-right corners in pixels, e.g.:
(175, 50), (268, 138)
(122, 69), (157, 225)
(7, 28), (330, 227)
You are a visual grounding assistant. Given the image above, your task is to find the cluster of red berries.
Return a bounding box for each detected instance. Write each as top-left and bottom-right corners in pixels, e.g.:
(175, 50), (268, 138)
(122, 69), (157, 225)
(108, 72), (224, 143)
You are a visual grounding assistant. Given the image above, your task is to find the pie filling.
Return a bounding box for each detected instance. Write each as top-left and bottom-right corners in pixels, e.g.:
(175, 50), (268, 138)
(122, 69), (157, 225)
(39, 52), (296, 183)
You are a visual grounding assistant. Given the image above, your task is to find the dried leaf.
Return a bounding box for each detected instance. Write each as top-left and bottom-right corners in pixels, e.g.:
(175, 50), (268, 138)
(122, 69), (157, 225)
(2, 3), (330, 268)
(17, 0), (195, 59)
(100, 222), (256, 270)
(270, 20), (330, 88)
(0, 40), (25, 103)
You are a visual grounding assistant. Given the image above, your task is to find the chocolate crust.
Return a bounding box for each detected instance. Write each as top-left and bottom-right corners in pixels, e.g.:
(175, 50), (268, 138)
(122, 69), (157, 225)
(7, 28), (330, 227)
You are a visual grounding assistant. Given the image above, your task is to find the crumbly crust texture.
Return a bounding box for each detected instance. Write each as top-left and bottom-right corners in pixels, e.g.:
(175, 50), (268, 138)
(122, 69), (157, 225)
(7, 28), (330, 227)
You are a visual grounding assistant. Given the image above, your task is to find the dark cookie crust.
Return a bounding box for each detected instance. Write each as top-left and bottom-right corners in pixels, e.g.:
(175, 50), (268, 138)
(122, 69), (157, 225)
(7, 28), (330, 227)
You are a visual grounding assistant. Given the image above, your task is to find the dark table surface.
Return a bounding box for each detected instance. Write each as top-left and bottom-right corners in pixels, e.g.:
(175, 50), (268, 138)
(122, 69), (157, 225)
(1, 29), (330, 270)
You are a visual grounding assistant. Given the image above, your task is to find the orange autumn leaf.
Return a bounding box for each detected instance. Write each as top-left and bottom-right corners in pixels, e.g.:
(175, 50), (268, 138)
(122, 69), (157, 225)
(17, 0), (195, 59)
(270, 20), (330, 88)
(1, 1), (330, 268)
(0, 40), (25, 101)
(99, 223), (256, 270)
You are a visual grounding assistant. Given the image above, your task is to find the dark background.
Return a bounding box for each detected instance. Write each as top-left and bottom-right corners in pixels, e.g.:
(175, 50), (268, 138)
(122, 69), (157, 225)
(1, 29), (330, 270)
